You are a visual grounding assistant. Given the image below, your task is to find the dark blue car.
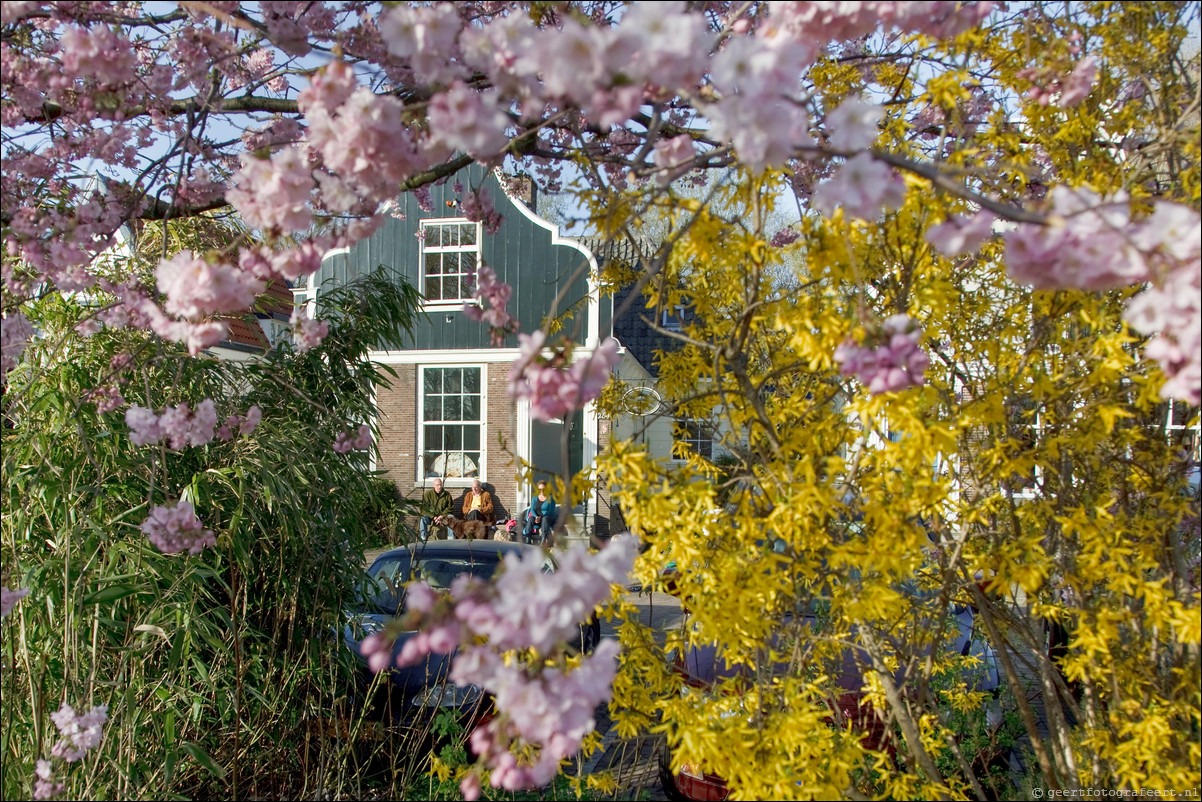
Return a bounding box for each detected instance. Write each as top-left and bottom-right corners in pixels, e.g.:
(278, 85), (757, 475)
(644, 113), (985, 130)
(342, 540), (599, 723)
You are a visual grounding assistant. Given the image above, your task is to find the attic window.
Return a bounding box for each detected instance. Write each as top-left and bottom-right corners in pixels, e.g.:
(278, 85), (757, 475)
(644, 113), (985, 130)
(662, 304), (687, 332)
(420, 219), (481, 306)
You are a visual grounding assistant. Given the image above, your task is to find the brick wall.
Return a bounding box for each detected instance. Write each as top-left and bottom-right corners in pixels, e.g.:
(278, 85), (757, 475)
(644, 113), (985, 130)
(374, 362), (520, 527)
(484, 362), (518, 522)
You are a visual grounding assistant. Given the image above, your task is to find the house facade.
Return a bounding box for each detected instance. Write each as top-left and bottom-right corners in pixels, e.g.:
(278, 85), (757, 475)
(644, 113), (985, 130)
(304, 165), (621, 530)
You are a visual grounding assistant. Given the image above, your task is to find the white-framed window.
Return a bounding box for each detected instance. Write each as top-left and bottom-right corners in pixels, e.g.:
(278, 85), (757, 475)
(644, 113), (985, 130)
(674, 417), (715, 459)
(420, 218), (481, 307)
(1004, 397), (1042, 498)
(419, 365), (484, 483)
(1165, 400), (1200, 462)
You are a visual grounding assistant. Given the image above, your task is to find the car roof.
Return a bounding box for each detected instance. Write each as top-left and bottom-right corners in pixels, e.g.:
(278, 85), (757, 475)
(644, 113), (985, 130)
(369, 540), (540, 568)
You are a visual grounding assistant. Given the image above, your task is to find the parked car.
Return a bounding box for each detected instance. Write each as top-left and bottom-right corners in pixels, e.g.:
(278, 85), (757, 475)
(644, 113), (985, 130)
(657, 597), (1000, 801)
(340, 540), (601, 727)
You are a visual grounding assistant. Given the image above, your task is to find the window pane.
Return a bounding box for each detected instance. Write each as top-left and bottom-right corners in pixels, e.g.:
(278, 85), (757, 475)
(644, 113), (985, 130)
(424, 452), (442, 478)
(424, 395), (441, 421)
(425, 425), (442, 451)
(445, 369), (462, 394)
(443, 276), (461, 300)
(461, 224), (476, 245)
(425, 277), (442, 301)
(464, 368), (480, 394)
(464, 426), (480, 450)
(444, 395), (462, 421)
(445, 225), (459, 246)
(446, 426), (462, 449)
(425, 252), (440, 277)
(464, 452), (481, 476)
(461, 251), (476, 275)
(463, 396), (480, 421)
(424, 370), (442, 394)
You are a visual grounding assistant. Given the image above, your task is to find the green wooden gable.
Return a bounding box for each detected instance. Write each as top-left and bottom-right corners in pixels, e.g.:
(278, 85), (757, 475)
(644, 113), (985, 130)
(311, 164), (606, 350)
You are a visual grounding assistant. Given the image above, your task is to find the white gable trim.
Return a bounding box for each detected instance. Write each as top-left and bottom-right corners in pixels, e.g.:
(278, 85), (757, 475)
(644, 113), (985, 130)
(501, 183), (602, 348)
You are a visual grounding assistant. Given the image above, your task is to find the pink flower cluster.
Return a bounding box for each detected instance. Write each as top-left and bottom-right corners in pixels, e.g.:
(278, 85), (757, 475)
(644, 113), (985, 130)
(34, 702), (110, 799)
(333, 424), (372, 454)
(289, 306), (329, 354)
(652, 135), (697, 185)
(1, 586), (30, 618)
(1004, 193), (1201, 404)
(370, 538), (637, 797)
(156, 252), (264, 322)
(1, 310), (34, 382)
(140, 501), (216, 556)
(459, 187), (503, 235)
(1021, 55), (1099, 108)
(125, 400), (218, 449)
(812, 153), (906, 221)
(925, 212), (997, 256)
(58, 25), (137, 86)
(509, 334), (621, 423)
(1004, 187), (1150, 290)
(835, 315), (930, 395)
(1125, 257), (1201, 406)
(463, 266), (516, 345)
(457, 640), (621, 797)
(48, 703), (109, 763)
(216, 405), (262, 442)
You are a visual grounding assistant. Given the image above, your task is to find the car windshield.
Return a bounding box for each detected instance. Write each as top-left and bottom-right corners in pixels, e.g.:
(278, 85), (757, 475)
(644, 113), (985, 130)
(356, 547), (555, 615)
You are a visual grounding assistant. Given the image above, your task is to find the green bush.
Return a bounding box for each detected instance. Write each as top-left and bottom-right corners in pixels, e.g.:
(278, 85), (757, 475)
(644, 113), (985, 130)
(1, 270), (431, 799)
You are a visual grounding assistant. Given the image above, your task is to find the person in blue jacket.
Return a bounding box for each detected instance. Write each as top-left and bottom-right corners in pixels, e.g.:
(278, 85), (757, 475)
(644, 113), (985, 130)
(523, 480), (557, 545)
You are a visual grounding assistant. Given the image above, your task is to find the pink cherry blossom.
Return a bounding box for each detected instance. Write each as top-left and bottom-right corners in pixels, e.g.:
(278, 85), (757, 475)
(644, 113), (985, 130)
(652, 135), (697, 184)
(156, 252), (263, 321)
(140, 501), (216, 555)
(1060, 55), (1098, 108)
(48, 703), (109, 763)
(1, 586), (30, 618)
(812, 153), (906, 221)
(428, 82), (511, 160)
(1004, 188), (1148, 290)
(509, 335), (621, 423)
(1, 310), (35, 382)
(836, 315), (929, 395)
(290, 306), (329, 354)
(33, 758), (64, 801)
(926, 212), (997, 256)
(825, 98), (883, 152)
(459, 187), (504, 235)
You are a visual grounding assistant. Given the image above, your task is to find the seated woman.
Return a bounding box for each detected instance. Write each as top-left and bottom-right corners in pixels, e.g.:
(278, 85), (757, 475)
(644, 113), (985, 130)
(522, 480), (557, 545)
(461, 478), (495, 526)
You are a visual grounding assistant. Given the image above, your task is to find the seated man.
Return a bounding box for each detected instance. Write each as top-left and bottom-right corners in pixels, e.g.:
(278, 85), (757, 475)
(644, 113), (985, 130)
(461, 478), (495, 526)
(522, 480), (557, 545)
(419, 477), (454, 541)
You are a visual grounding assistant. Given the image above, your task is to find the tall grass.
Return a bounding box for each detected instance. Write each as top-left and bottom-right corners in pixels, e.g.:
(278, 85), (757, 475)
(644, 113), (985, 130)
(1, 270), (434, 799)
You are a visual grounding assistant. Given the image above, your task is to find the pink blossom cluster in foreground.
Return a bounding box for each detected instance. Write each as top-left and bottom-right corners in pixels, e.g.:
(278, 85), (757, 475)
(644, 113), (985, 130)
(1, 310), (34, 382)
(216, 405), (262, 442)
(464, 266), (517, 346)
(363, 538), (636, 797)
(125, 400), (218, 448)
(509, 333), (622, 423)
(1, 586), (30, 618)
(1002, 191), (1201, 404)
(140, 501), (216, 556)
(290, 305), (329, 354)
(835, 315), (930, 395)
(34, 703), (110, 799)
(333, 424), (372, 454)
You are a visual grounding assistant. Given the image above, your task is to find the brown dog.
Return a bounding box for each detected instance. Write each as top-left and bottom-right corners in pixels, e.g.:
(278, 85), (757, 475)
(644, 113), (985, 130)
(433, 515), (488, 541)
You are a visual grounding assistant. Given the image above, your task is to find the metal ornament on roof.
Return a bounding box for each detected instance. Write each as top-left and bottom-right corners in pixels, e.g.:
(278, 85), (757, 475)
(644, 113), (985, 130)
(620, 386), (663, 416)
